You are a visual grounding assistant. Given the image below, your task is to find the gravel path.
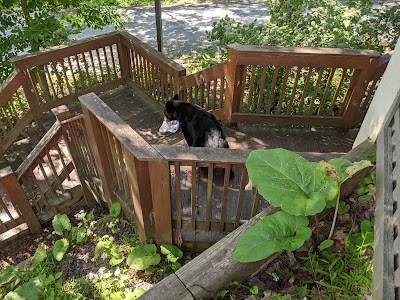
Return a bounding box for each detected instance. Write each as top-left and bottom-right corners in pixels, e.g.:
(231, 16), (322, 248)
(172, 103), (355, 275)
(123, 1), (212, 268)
(71, 0), (270, 58)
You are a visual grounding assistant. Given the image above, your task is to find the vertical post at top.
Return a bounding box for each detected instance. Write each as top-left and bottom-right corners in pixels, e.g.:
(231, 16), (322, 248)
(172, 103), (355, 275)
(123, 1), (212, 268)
(0, 167), (42, 235)
(155, 0), (163, 53)
(340, 56), (379, 132)
(223, 46), (244, 126)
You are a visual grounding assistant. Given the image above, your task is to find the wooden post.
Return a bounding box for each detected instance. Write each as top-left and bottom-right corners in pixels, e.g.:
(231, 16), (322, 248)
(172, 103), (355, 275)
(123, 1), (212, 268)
(12, 64), (42, 120)
(0, 167), (42, 235)
(340, 56), (380, 131)
(155, 0), (163, 53)
(149, 160), (172, 244)
(117, 37), (131, 80)
(81, 105), (116, 207)
(51, 105), (71, 122)
(123, 150), (155, 243)
(223, 45), (244, 126)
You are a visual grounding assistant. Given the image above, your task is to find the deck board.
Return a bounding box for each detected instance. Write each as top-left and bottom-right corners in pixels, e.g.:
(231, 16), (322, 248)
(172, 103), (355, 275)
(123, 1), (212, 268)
(97, 86), (357, 153)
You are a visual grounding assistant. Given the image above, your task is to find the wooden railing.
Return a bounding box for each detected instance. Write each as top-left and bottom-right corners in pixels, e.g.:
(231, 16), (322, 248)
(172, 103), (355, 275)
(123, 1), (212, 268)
(178, 62), (227, 114)
(119, 31), (186, 105)
(11, 32), (125, 113)
(222, 44), (383, 131)
(0, 31), (391, 161)
(76, 93), (343, 247)
(0, 71), (35, 159)
(79, 92), (171, 243)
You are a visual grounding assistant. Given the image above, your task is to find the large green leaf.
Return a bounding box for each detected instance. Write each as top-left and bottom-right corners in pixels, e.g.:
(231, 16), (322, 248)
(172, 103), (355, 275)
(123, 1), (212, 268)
(160, 244), (183, 263)
(246, 149), (339, 216)
(328, 158), (372, 183)
(110, 202), (121, 218)
(4, 275), (45, 300)
(52, 214), (71, 236)
(32, 245), (47, 267)
(234, 211), (312, 263)
(0, 266), (16, 285)
(127, 244), (161, 270)
(53, 238), (69, 261)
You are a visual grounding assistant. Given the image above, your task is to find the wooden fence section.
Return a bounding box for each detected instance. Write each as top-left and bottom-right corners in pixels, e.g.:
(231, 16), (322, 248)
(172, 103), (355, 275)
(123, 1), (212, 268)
(178, 62), (227, 113)
(119, 31), (186, 105)
(0, 70), (35, 159)
(223, 44), (381, 130)
(78, 92), (172, 243)
(14, 115), (88, 223)
(0, 166), (42, 244)
(153, 145), (264, 248)
(11, 32), (125, 114)
(0, 31), (391, 161)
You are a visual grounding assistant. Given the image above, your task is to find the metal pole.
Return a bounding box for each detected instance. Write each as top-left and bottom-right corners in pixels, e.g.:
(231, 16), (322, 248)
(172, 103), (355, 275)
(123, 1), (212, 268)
(155, 0), (163, 53)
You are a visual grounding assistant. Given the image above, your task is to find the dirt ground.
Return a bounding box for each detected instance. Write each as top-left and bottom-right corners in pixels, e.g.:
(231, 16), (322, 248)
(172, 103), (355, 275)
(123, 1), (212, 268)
(0, 192), (375, 299)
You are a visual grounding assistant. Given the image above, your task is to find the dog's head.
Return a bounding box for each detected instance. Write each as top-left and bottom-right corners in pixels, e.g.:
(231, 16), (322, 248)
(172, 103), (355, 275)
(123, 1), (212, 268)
(164, 94), (180, 121)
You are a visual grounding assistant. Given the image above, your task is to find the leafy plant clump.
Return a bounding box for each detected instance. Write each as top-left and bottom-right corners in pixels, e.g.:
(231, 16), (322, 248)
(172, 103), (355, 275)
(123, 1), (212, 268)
(216, 168), (376, 299)
(181, 0), (400, 72)
(234, 148), (371, 263)
(0, 202), (185, 300)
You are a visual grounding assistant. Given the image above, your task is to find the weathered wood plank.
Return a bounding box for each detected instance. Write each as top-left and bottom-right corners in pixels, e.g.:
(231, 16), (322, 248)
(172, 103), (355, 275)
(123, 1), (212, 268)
(0, 71), (23, 107)
(141, 206), (280, 300)
(229, 43), (380, 68)
(79, 92), (162, 161)
(139, 273), (194, 300)
(0, 167), (42, 235)
(154, 145), (342, 164)
(120, 31), (185, 78)
(11, 32), (120, 70)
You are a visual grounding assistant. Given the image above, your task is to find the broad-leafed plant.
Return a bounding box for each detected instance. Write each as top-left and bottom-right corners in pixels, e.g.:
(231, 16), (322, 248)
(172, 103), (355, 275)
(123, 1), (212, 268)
(234, 148), (371, 263)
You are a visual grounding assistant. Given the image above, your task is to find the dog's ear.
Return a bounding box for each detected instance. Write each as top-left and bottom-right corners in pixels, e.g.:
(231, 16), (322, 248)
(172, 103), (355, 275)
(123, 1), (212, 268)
(165, 100), (174, 112)
(172, 94), (179, 100)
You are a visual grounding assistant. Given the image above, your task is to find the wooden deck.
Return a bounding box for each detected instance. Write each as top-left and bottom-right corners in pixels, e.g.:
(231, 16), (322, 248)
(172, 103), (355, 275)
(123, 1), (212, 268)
(97, 86), (357, 154)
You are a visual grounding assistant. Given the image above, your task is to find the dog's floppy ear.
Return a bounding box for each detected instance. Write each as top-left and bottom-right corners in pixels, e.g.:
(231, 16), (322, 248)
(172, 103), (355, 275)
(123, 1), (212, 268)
(172, 94), (179, 100)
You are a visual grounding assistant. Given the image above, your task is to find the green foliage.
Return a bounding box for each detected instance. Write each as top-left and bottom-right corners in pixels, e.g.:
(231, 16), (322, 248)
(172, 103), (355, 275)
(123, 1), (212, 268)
(110, 202), (122, 218)
(205, 0), (399, 56)
(93, 235), (125, 266)
(52, 214), (72, 236)
(348, 220), (374, 254)
(303, 244), (372, 298)
(234, 211), (312, 262)
(127, 244), (161, 270)
(125, 287), (146, 299)
(355, 176), (375, 203)
(32, 245), (47, 267)
(4, 275), (45, 300)
(0, 266), (17, 285)
(160, 243), (183, 271)
(246, 149), (339, 216)
(53, 238), (70, 261)
(235, 149), (372, 263)
(0, 0), (126, 81)
(338, 201), (350, 215)
(318, 239), (334, 251)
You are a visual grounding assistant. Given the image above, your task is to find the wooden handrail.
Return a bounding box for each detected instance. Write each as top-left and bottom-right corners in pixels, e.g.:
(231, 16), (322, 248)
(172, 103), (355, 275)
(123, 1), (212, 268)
(0, 70), (23, 107)
(15, 121), (61, 180)
(228, 43), (381, 68)
(178, 62), (227, 90)
(11, 32), (121, 70)
(119, 31), (185, 77)
(79, 92), (162, 161)
(154, 145), (341, 164)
